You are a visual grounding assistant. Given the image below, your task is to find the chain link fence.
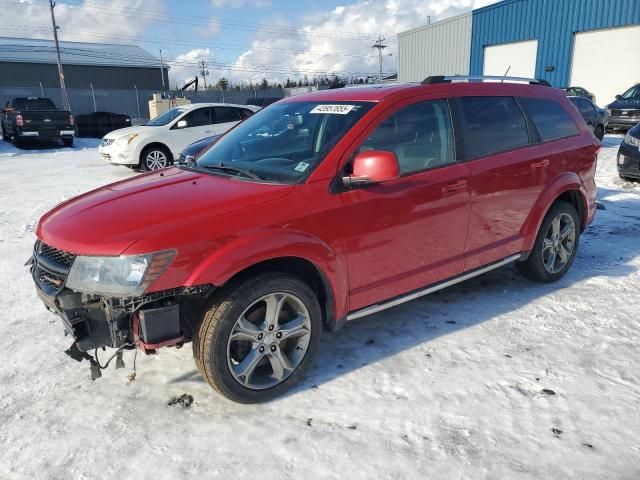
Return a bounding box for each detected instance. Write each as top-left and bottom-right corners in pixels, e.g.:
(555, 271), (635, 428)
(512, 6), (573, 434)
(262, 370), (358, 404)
(1, 85), (287, 124)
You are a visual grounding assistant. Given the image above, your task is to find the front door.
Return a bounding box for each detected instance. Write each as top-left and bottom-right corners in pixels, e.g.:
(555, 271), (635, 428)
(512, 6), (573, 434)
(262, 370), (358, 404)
(171, 107), (213, 155)
(340, 99), (471, 312)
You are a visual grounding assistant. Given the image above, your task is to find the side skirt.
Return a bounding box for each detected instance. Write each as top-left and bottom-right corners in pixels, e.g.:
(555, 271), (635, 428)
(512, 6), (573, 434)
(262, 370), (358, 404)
(346, 254), (523, 321)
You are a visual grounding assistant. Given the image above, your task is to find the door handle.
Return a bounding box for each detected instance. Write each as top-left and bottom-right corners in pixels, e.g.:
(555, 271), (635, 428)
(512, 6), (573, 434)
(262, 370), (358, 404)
(441, 180), (468, 195)
(531, 159), (550, 170)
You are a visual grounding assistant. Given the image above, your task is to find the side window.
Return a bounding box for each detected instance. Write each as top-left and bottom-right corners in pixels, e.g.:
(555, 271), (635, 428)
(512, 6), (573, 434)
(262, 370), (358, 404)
(457, 96), (529, 159)
(520, 97), (580, 141)
(181, 108), (211, 128)
(215, 107), (242, 124)
(576, 98), (595, 113)
(358, 100), (455, 175)
(239, 108), (255, 119)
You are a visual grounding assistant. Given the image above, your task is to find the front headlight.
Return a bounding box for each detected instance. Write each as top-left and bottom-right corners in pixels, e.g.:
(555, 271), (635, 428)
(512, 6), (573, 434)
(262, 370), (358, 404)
(624, 132), (640, 148)
(66, 250), (176, 297)
(114, 133), (138, 147)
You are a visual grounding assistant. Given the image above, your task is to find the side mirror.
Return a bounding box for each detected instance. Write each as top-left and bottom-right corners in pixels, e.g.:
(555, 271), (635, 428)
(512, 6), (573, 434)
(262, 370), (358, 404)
(176, 119), (188, 128)
(179, 154), (195, 165)
(615, 95), (622, 100)
(343, 150), (400, 187)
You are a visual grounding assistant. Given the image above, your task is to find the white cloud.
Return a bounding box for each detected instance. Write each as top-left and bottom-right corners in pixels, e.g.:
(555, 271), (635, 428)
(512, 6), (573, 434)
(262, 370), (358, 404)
(0, 0), (159, 44)
(167, 48), (215, 89)
(217, 0), (500, 84)
(195, 18), (221, 38)
(210, 0), (271, 8)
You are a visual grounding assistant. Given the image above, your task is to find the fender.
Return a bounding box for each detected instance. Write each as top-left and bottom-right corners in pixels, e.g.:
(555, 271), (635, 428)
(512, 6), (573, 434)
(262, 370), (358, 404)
(185, 229), (350, 321)
(521, 172), (588, 252)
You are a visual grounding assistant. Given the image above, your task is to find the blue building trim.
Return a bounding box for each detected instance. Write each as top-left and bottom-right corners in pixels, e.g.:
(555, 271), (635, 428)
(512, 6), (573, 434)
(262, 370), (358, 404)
(470, 0), (640, 87)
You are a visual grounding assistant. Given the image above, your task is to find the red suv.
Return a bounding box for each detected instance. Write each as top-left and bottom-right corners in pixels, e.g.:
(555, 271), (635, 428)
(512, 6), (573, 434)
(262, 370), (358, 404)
(30, 77), (599, 403)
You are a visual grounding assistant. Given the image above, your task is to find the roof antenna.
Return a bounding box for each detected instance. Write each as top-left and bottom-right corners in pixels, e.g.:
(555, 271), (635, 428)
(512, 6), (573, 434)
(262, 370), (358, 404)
(501, 66), (511, 82)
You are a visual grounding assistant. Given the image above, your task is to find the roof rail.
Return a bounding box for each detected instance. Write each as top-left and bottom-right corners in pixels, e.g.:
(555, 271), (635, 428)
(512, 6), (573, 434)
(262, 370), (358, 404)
(422, 75), (551, 87)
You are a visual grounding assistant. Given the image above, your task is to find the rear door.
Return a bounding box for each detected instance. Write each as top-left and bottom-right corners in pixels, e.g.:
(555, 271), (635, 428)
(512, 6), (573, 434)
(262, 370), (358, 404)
(453, 96), (546, 271)
(573, 98), (599, 132)
(340, 99), (471, 311)
(212, 107), (243, 135)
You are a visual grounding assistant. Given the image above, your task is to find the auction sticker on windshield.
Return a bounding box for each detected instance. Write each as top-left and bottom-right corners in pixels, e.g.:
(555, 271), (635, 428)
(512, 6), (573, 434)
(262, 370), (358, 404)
(310, 104), (356, 115)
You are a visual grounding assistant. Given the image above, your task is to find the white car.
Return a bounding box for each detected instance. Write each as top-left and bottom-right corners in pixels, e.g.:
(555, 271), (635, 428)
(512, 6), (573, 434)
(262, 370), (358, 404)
(98, 103), (261, 171)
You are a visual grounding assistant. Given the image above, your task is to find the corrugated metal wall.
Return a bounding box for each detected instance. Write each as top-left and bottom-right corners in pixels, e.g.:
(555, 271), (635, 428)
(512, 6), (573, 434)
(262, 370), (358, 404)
(398, 13), (472, 82)
(470, 0), (640, 86)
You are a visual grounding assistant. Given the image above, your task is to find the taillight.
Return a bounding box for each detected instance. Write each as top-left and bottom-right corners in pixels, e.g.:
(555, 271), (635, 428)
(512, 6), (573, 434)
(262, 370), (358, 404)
(69, 115), (74, 126)
(16, 114), (23, 127)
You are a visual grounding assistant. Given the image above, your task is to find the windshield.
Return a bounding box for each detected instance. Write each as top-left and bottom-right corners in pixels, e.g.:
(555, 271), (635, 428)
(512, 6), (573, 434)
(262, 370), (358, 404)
(146, 107), (187, 126)
(192, 101), (373, 183)
(621, 86), (640, 99)
(13, 98), (57, 110)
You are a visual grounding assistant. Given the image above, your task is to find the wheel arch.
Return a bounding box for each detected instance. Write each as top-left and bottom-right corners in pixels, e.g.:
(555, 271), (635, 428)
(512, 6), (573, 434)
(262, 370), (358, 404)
(522, 173), (589, 252)
(182, 231), (350, 331)
(220, 256), (339, 331)
(139, 141), (174, 166)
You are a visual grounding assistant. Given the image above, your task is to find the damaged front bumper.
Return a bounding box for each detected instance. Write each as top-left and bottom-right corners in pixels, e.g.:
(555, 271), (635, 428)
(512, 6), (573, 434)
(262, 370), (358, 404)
(29, 240), (210, 356)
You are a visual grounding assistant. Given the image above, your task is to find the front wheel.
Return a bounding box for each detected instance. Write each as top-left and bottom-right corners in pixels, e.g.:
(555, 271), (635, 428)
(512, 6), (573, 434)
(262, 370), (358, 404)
(193, 272), (322, 403)
(517, 201), (580, 283)
(140, 145), (171, 171)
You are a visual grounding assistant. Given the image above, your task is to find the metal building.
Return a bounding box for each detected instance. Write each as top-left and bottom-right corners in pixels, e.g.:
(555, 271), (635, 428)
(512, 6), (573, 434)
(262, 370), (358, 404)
(0, 37), (169, 90)
(470, 0), (640, 105)
(398, 0), (640, 105)
(398, 13), (472, 83)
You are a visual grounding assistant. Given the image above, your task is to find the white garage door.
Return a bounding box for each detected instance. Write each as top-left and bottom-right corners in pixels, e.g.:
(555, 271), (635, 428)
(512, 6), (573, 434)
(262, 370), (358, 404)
(571, 25), (640, 106)
(483, 40), (538, 79)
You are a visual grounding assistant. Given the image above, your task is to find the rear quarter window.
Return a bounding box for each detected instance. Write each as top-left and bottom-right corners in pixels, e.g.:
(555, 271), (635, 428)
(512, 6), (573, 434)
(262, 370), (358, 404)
(456, 96), (530, 160)
(519, 97), (580, 142)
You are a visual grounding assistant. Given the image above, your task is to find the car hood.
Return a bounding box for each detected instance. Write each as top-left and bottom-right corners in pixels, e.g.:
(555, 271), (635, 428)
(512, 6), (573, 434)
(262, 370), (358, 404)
(607, 98), (640, 109)
(37, 168), (293, 256)
(181, 135), (222, 157)
(103, 125), (145, 139)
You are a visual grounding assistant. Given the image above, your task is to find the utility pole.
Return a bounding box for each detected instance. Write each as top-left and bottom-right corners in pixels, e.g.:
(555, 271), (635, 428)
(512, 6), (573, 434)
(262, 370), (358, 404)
(372, 36), (387, 83)
(159, 49), (166, 94)
(199, 59), (209, 90)
(48, 0), (69, 110)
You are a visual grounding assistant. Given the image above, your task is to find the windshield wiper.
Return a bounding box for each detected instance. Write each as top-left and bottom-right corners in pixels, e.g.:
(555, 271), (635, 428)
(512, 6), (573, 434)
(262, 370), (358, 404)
(196, 163), (261, 180)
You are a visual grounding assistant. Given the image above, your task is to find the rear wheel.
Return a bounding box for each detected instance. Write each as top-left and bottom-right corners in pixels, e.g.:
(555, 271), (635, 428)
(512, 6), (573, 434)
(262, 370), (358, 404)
(140, 145), (171, 171)
(62, 137), (73, 148)
(593, 124), (604, 141)
(517, 201), (580, 283)
(1, 126), (8, 141)
(193, 272), (322, 403)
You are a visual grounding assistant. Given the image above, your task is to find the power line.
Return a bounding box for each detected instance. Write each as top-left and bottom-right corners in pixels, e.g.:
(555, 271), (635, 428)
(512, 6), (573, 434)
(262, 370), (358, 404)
(0, 0), (383, 40)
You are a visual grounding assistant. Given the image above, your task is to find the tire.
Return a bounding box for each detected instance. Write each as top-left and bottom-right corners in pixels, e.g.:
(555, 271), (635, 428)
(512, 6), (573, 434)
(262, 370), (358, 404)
(517, 201), (580, 283)
(14, 136), (25, 149)
(1, 126), (8, 141)
(140, 145), (171, 171)
(193, 272), (322, 403)
(594, 124), (604, 141)
(62, 137), (73, 148)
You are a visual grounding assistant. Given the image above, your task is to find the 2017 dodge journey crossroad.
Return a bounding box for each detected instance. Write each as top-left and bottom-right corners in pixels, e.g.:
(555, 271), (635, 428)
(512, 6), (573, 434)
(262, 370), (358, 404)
(30, 76), (599, 403)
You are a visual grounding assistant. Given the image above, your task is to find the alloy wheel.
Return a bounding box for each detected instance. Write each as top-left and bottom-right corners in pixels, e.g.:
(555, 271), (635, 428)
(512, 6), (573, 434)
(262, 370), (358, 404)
(227, 292), (311, 390)
(145, 150), (167, 170)
(542, 212), (576, 274)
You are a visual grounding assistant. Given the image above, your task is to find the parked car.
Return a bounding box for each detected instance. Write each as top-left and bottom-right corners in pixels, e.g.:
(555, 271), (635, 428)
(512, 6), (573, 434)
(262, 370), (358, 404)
(30, 77), (599, 403)
(563, 86), (595, 103)
(1, 97), (74, 147)
(606, 84), (640, 132)
(98, 103), (260, 171)
(617, 122), (640, 181)
(178, 134), (222, 165)
(75, 111), (131, 138)
(568, 96), (608, 140)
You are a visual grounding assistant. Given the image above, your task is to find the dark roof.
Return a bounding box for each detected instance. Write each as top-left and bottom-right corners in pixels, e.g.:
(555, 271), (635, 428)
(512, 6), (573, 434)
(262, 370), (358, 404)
(0, 37), (166, 69)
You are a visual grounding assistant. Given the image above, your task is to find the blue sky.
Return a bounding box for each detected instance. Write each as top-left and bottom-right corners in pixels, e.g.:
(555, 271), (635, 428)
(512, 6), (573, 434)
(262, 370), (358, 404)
(0, 0), (499, 85)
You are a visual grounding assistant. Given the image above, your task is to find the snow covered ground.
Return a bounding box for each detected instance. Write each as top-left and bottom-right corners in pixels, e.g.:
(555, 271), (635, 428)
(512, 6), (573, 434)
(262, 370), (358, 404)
(0, 136), (638, 480)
